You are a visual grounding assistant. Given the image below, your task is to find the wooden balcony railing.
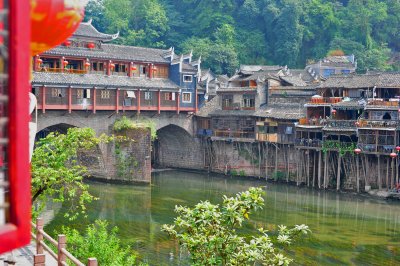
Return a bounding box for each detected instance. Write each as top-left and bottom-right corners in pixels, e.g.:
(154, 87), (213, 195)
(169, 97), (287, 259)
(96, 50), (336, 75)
(357, 144), (396, 153)
(31, 218), (97, 266)
(308, 97), (342, 105)
(358, 120), (400, 128)
(213, 130), (255, 139)
(41, 68), (88, 74)
(325, 120), (357, 128)
(298, 118), (326, 126)
(367, 100), (399, 107)
(295, 138), (323, 147)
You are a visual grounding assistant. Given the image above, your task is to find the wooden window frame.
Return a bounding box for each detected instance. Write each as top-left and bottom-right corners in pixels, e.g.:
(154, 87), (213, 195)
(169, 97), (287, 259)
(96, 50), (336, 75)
(182, 92), (191, 103)
(183, 75), (192, 83)
(0, 0), (31, 253)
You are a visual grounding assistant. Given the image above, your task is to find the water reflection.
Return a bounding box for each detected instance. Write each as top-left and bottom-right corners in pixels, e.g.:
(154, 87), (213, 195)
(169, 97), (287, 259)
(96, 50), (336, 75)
(46, 170), (400, 265)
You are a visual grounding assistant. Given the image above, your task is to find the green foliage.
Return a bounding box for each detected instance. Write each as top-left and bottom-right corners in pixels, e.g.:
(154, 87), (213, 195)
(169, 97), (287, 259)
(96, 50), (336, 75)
(31, 128), (110, 220)
(86, 0), (400, 72)
(162, 187), (310, 265)
(322, 140), (356, 156)
(239, 170), (246, 176)
(113, 116), (157, 141)
(230, 169), (238, 176)
(272, 171), (285, 181)
(60, 220), (139, 266)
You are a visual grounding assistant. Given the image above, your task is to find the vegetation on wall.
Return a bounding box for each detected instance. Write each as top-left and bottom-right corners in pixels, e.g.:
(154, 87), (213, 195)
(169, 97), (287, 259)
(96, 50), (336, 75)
(31, 128), (110, 220)
(86, 0), (400, 74)
(162, 187), (310, 265)
(113, 116), (157, 141)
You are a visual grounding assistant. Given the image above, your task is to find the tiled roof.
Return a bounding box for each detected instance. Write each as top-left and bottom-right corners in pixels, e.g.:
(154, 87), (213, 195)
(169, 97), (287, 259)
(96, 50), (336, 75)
(209, 109), (256, 117)
(43, 44), (170, 64)
(280, 75), (307, 86)
(73, 22), (118, 41)
(320, 56), (355, 67)
(333, 99), (365, 109)
(240, 65), (283, 72)
(218, 87), (258, 93)
(288, 69), (316, 83)
(32, 72), (179, 90)
(320, 73), (400, 89)
(182, 63), (197, 72)
(196, 96), (220, 117)
(255, 105), (305, 120)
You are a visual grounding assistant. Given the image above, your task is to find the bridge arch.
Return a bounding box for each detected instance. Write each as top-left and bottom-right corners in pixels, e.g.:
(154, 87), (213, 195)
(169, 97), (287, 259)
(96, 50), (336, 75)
(153, 124), (202, 169)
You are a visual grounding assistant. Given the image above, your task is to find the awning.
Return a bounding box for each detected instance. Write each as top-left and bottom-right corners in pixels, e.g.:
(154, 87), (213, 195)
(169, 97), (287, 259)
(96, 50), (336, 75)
(126, 91), (136, 98)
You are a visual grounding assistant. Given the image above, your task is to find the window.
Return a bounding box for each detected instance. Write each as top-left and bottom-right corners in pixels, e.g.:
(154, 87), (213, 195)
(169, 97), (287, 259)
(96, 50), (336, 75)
(323, 69), (335, 77)
(145, 91), (152, 100)
(164, 92), (175, 101)
(92, 62), (104, 72)
(77, 89), (90, 99)
(140, 65), (147, 76)
(51, 88), (62, 97)
(242, 94), (255, 108)
(100, 90), (110, 99)
(222, 95), (233, 109)
(77, 89), (83, 98)
(182, 92), (191, 103)
(183, 75), (192, 82)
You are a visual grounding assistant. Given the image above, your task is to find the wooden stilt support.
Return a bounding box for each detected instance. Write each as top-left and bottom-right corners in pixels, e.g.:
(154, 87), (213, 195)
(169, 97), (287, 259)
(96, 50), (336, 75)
(386, 158), (390, 190)
(378, 155), (382, 190)
(391, 157), (395, 189)
(324, 151), (328, 188)
(356, 154), (360, 193)
(307, 151), (310, 187)
(274, 144), (278, 180)
(313, 151), (316, 187)
(337, 153), (341, 191)
(318, 151), (322, 189)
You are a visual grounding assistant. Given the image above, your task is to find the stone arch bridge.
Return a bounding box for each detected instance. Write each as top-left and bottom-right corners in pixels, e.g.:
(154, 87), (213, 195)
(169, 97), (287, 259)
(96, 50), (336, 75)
(36, 110), (204, 182)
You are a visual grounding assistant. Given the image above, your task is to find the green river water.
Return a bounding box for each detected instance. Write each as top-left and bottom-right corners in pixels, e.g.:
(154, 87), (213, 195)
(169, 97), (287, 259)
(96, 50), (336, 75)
(46, 170), (400, 265)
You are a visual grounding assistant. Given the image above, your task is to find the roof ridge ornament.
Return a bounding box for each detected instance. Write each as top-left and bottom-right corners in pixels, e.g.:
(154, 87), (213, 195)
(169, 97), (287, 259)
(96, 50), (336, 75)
(87, 18), (93, 25)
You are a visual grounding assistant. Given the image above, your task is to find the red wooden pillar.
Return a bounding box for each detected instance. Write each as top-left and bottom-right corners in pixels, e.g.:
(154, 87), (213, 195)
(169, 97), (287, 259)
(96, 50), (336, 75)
(157, 90), (161, 114)
(116, 88), (119, 113)
(176, 92), (180, 114)
(92, 87), (96, 114)
(107, 60), (111, 76)
(137, 89), (141, 114)
(61, 57), (64, 73)
(148, 64), (152, 79)
(128, 62), (133, 77)
(68, 86), (72, 113)
(42, 86), (46, 113)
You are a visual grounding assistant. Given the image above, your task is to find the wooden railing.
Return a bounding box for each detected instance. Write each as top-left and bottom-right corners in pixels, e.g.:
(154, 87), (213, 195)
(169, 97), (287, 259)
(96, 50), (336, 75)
(308, 97), (342, 105)
(31, 218), (97, 266)
(213, 130), (255, 139)
(367, 100), (399, 107)
(358, 119), (400, 128)
(325, 120), (357, 128)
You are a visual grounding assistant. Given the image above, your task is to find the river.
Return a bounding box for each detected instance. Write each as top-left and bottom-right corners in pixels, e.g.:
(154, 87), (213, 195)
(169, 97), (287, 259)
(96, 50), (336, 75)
(46, 170), (400, 265)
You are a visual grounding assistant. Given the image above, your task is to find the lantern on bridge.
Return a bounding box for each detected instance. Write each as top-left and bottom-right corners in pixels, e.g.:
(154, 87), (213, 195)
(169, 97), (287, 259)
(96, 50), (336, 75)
(390, 152), (398, 159)
(354, 148), (361, 155)
(30, 0), (86, 56)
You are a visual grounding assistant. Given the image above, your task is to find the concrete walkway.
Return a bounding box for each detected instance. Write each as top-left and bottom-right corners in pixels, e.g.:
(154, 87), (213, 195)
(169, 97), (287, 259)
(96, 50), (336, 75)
(1, 242), (57, 266)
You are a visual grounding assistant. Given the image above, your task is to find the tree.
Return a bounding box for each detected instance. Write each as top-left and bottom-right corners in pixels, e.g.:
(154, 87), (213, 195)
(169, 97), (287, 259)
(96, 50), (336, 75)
(60, 220), (138, 266)
(162, 187), (310, 265)
(31, 127), (108, 220)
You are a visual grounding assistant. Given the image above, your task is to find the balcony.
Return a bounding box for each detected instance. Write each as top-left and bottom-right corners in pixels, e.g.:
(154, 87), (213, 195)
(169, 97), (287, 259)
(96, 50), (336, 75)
(358, 144), (395, 154)
(358, 120), (400, 129)
(295, 138), (323, 148)
(40, 68), (88, 74)
(325, 120), (357, 129)
(296, 118), (325, 128)
(257, 133), (277, 142)
(213, 130), (255, 139)
(367, 100), (399, 107)
(307, 97), (342, 105)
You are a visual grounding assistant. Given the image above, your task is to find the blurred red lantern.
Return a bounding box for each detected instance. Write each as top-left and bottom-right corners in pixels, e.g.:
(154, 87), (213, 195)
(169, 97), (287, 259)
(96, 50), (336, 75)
(110, 63), (115, 69)
(152, 66), (157, 72)
(390, 152), (397, 158)
(87, 42), (95, 49)
(31, 0), (86, 55)
(64, 40), (72, 47)
(85, 62), (91, 68)
(37, 58), (43, 64)
(131, 66), (137, 71)
(63, 60), (69, 66)
(396, 146), (400, 152)
(354, 148), (361, 155)
(331, 109), (337, 115)
(355, 121), (360, 127)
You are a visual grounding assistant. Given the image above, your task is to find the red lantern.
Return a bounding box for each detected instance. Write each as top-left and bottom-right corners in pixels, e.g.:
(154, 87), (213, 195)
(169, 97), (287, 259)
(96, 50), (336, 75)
(396, 146), (400, 152)
(152, 66), (157, 72)
(31, 0), (86, 55)
(354, 148), (361, 155)
(355, 121), (360, 127)
(64, 40), (72, 47)
(63, 60), (69, 66)
(110, 63), (115, 69)
(85, 62), (91, 69)
(131, 66), (137, 71)
(87, 42), (95, 49)
(37, 58), (43, 65)
(332, 109), (337, 115)
(390, 152), (397, 158)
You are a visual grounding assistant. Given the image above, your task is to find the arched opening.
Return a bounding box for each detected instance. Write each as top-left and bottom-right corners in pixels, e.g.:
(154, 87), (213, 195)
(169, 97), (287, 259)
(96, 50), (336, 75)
(35, 123), (77, 141)
(153, 124), (202, 169)
(383, 112), (392, 120)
